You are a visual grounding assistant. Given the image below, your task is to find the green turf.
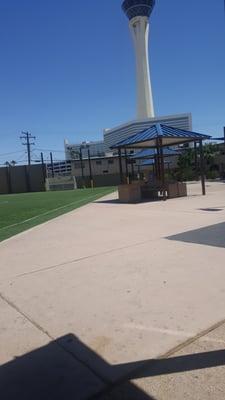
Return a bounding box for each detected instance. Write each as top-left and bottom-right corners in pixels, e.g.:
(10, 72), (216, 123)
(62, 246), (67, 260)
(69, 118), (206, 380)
(0, 187), (115, 242)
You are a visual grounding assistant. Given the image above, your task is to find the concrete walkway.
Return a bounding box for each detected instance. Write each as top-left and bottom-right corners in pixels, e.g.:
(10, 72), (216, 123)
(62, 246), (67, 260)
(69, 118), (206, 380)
(0, 181), (225, 399)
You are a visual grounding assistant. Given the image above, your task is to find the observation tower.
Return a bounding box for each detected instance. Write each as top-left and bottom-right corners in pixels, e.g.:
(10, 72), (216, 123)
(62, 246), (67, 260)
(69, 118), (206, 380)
(122, 0), (155, 119)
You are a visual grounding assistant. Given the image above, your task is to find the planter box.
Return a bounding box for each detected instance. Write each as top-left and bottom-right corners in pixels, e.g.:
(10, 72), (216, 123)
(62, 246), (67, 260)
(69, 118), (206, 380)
(118, 184), (142, 203)
(141, 185), (159, 200)
(178, 182), (187, 197)
(166, 182), (187, 199)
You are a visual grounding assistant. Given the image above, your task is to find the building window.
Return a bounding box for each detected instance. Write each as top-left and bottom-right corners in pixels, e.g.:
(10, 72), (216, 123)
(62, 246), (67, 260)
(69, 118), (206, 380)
(108, 159), (114, 164)
(96, 160), (102, 165)
(103, 170), (109, 174)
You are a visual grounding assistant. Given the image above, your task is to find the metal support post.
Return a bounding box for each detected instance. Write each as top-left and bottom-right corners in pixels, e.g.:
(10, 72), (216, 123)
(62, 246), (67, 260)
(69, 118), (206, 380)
(199, 140), (206, 195)
(118, 148), (123, 184)
(159, 139), (166, 200)
(124, 149), (129, 184)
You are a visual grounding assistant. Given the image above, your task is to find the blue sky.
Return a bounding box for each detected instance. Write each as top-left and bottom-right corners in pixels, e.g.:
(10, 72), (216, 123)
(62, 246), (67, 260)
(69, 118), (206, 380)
(0, 0), (224, 163)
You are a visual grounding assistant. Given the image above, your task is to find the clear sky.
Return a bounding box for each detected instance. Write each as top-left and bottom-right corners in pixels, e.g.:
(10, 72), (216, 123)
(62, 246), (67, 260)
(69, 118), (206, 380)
(0, 0), (224, 163)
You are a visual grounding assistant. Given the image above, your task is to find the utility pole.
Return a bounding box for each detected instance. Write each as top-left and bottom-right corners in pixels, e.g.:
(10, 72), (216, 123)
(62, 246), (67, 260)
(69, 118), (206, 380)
(20, 131), (36, 165)
(87, 148), (93, 188)
(79, 147), (85, 188)
(50, 152), (54, 178)
(41, 152), (46, 182)
(41, 152), (44, 165)
(224, 127), (225, 154)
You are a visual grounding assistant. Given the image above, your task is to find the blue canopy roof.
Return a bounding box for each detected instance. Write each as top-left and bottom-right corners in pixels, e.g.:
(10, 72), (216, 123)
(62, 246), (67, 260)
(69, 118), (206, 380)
(130, 147), (181, 159)
(111, 124), (211, 149)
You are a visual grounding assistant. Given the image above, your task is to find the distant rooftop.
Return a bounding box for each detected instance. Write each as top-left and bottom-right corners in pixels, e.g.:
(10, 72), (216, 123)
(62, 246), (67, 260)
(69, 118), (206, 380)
(65, 139), (104, 147)
(122, 0), (155, 20)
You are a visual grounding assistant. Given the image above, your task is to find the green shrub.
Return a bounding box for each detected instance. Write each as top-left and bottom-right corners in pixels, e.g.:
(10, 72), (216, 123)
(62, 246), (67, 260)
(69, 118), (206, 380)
(206, 170), (220, 180)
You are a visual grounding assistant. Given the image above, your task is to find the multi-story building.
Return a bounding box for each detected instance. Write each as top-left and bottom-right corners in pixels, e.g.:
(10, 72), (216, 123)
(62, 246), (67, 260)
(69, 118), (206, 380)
(64, 140), (107, 160)
(46, 160), (72, 177)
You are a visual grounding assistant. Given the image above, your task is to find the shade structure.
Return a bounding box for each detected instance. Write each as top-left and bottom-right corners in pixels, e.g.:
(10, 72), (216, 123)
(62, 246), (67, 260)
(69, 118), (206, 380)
(130, 147), (182, 160)
(111, 123), (211, 149)
(116, 123), (210, 198)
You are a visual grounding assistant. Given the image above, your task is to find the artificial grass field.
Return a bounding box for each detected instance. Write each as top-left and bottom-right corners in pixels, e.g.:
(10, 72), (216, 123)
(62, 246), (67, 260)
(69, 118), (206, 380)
(0, 187), (115, 242)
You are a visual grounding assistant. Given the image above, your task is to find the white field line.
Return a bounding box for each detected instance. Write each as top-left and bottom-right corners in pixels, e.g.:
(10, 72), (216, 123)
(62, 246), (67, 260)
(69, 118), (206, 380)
(0, 193), (105, 231)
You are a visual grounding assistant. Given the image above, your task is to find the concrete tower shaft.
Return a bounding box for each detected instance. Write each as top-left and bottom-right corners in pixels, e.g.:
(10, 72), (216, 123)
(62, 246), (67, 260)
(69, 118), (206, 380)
(122, 0), (155, 120)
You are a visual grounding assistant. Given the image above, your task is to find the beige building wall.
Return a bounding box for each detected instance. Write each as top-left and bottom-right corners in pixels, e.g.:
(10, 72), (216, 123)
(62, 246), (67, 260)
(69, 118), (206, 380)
(71, 157), (130, 178)
(71, 154), (179, 179)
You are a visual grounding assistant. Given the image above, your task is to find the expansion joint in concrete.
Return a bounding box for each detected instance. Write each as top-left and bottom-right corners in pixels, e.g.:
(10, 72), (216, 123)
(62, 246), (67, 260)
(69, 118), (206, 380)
(88, 317), (225, 399)
(0, 291), (109, 386)
(15, 238), (158, 279)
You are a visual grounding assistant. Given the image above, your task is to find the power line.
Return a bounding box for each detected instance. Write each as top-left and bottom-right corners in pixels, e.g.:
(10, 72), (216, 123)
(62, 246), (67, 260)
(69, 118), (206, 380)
(35, 148), (65, 153)
(15, 153), (29, 163)
(20, 131), (36, 165)
(0, 159), (27, 166)
(0, 150), (24, 157)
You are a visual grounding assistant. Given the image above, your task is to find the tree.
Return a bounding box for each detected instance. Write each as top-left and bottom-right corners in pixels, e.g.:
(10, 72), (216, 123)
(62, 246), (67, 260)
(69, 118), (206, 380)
(203, 143), (219, 167)
(4, 160), (17, 167)
(203, 143), (220, 179)
(175, 148), (196, 181)
(175, 143), (221, 181)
